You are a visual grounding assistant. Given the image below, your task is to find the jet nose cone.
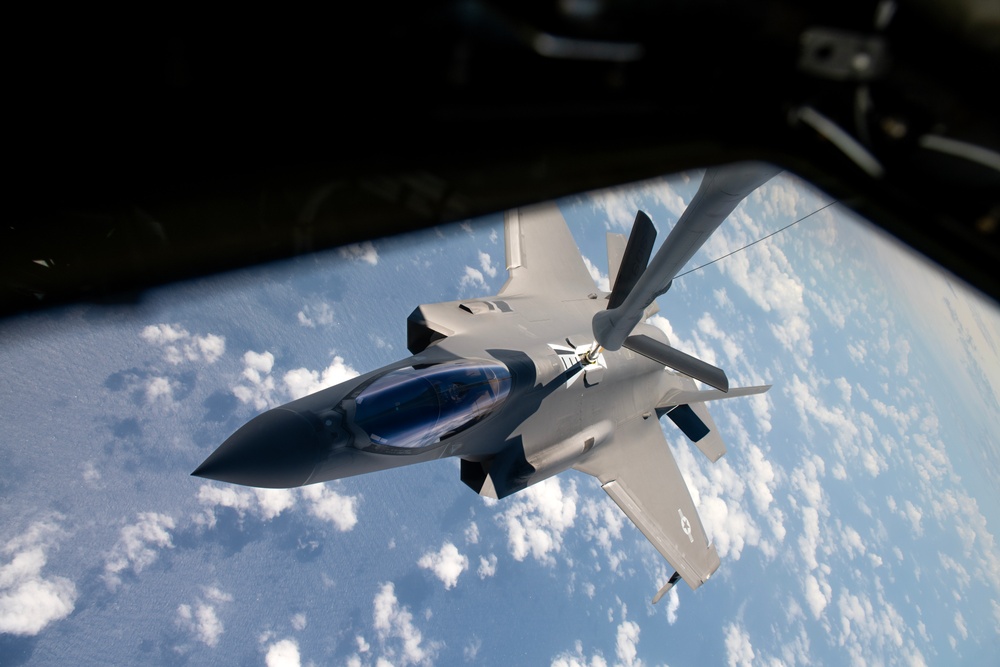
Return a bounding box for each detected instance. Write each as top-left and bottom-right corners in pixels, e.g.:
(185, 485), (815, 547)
(193, 408), (325, 488)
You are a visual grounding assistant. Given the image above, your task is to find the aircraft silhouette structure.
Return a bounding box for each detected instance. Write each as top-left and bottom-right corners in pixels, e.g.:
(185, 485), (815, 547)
(194, 163), (777, 600)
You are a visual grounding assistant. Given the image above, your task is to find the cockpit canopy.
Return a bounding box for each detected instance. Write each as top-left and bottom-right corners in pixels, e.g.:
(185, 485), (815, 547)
(349, 360), (512, 452)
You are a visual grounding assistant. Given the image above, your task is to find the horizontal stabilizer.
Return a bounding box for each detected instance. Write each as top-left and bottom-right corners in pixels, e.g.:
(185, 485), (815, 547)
(660, 384), (771, 407)
(664, 404), (710, 442)
(624, 334), (729, 392)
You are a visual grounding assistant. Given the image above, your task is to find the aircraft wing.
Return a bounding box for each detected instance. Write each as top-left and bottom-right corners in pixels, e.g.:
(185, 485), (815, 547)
(574, 415), (720, 590)
(499, 203), (598, 299)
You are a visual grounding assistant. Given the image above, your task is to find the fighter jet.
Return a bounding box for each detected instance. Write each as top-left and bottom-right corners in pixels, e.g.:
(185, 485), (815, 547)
(194, 163), (778, 600)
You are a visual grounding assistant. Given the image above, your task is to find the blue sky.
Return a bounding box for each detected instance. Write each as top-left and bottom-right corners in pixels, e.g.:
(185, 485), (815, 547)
(1, 169), (998, 666)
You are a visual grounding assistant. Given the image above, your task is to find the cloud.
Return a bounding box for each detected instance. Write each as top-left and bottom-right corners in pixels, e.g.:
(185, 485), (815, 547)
(417, 542), (469, 589)
(550, 640), (609, 667)
(723, 622), (755, 667)
(498, 477), (579, 565)
(297, 301), (334, 328)
(194, 483), (296, 527)
(371, 582), (439, 666)
(463, 636), (483, 662)
(580, 496), (625, 571)
(464, 521), (479, 545)
(301, 484), (359, 532)
(232, 350), (277, 410)
(140, 323), (225, 365)
(704, 217), (814, 361)
(665, 587), (680, 625)
(614, 619), (641, 667)
(104, 512), (175, 590)
(902, 500), (924, 537)
(803, 572), (831, 619)
(145, 376), (174, 404)
(339, 241), (379, 265)
(176, 587), (231, 647)
(283, 356), (359, 400)
(582, 255), (611, 292)
(478, 251), (497, 278)
(0, 519), (77, 636)
(587, 175), (688, 230)
(744, 445), (779, 513)
(233, 351), (359, 408)
(954, 610), (968, 640)
(264, 638), (302, 667)
(477, 554), (498, 579)
(798, 506), (822, 571)
(459, 266), (485, 290)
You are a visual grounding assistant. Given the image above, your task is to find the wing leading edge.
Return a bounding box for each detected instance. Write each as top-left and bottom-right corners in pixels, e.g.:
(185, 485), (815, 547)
(574, 414), (720, 591)
(499, 203), (598, 299)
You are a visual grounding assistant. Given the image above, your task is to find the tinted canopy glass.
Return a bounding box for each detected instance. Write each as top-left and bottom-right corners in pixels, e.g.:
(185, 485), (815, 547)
(352, 360), (512, 451)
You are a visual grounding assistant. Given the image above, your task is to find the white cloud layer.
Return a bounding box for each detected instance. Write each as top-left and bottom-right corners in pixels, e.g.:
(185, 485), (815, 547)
(0, 519), (77, 636)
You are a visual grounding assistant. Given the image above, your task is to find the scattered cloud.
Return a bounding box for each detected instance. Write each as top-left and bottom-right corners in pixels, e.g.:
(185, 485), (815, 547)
(580, 496), (625, 572)
(194, 483), (296, 527)
(803, 572), (832, 619)
(233, 350), (359, 408)
(550, 640), (609, 667)
(284, 355), (359, 400)
(297, 301), (335, 328)
(478, 251), (497, 278)
(498, 477), (579, 565)
(582, 255), (611, 292)
(665, 587), (680, 625)
(301, 484), (359, 532)
(418, 542), (469, 589)
(614, 617), (641, 667)
(464, 635), (482, 661)
(232, 350), (277, 410)
(459, 266), (485, 290)
(0, 519), (77, 636)
(104, 512), (175, 590)
(145, 376), (174, 404)
(264, 638), (302, 667)
(176, 587), (231, 647)
(367, 582), (440, 666)
(140, 323), (225, 365)
(477, 554), (498, 579)
(339, 241), (379, 265)
(723, 622), (755, 667)
(670, 436), (763, 562)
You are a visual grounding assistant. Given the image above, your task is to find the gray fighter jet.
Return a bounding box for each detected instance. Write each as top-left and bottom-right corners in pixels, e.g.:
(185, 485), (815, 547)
(194, 163), (778, 601)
